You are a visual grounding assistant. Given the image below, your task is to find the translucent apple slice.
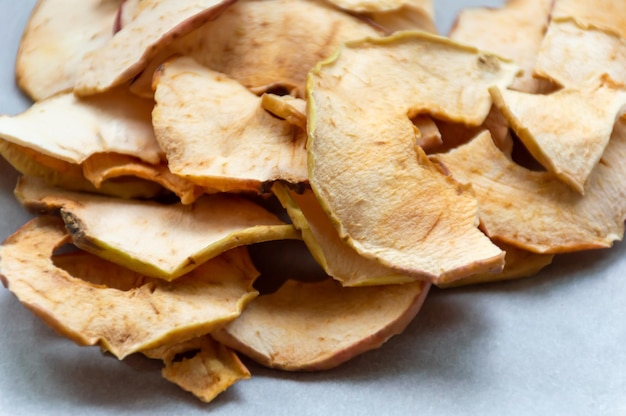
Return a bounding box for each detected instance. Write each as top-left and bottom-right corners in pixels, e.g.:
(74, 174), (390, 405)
(272, 184), (416, 286)
(15, 176), (299, 280)
(16, 0), (122, 100)
(144, 336), (250, 403)
(152, 56), (308, 193)
(0, 89), (162, 165)
(449, 0), (554, 93)
(0, 216), (259, 359)
(307, 32), (519, 284)
(74, 0), (236, 95)
(433, 125), (626, 253)
(213, 278), (430, 371)
(490, 75), (626, 194)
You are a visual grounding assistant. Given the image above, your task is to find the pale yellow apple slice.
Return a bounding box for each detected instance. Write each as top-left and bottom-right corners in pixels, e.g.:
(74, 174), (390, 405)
(433, 125), (626, 253)
(213, 278), (430, 371)
(272, 183), (415, 286)
(534, 19), (626, 87)
(260, 94), (307, 130)
(16, 0), (122, 101)
(144, 336), (250, 403)
(552, 0), (626, 39)
(74, 0), (236, 95)
(14, 176), (300, 280)
(490, 75), (626, 194)
(449, 0), (554, 93)
(152, 56), (308, 193)
(0, 89), (162, 165)
(345, 0), (436, 34)
(323, 0), (432, 14)
(0, 216), (259, 359)
(307, 32), (519, 284)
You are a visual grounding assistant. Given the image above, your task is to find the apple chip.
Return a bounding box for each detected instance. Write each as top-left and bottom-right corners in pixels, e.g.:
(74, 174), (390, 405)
(449, 0), (553, 93)
(490, 75), (626, 193)
(412, 114), (442, 151)
(213, 278), (430, 371)
(144, 336), (250, 403)
(362, 4), (437, 35)
(272, 184), (415, 286)
(0, 216), (259, 359)
(0, 89), (162, 165)
(433, 126), (626, 253)
(74, 0), (236, 95)
(261, 94), (307, 131)
(16, 0), (122, 101)
(152, 56), (308, 192)
(307, 32), (519, 283)
(15, 176), (299, 280)
(534, 19), (626, 88)
(552, 0), (626, 39)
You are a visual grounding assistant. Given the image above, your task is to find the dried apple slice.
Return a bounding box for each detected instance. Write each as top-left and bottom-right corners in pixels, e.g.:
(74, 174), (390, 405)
(74, 0), (236, 95)
(16, 0), (122, 101)
(272, 184), (415, 286)
(307, 32), (519, 283)
(15, 176), (300, 280)
(261, 94), (307, 130)
(412, 114), (442, 151)
(0, 216), (259, 359)
(433, 125), (626, 253)
(152, 56), (308, 193)
(552, 0), (626, 39)
(324, 0), (432, 14)
(449, 0), (553, 93)
(489, 75), (626, 193)
(213, 278), (430, 371)
(144, 336), (250, 403)
(534, 19), (626, 88)
(0, 89), (162, 165)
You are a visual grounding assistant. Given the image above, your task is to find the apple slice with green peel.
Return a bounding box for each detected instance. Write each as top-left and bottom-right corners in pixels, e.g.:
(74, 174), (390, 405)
(0, 216), (260, 359)
(144, 336), (250, 403)
(534, 19), (626, 88)
(14, 176), (300, 280)
(152, 56), (308, 193)
(433, 123), (626, 253)
(213, 278), (430, 371)
(489, 75), (626, 194)
(74, 0), (236, 96)
(272, 183), (416, 286)
(307, 31), (519, 284)
(449, 0), (554, 93)
(0, 89), (162, 165)
(16, 0), (123, 101)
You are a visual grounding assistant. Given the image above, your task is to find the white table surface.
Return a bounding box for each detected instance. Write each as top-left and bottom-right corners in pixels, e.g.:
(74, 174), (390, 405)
(1, 1), (625, 415)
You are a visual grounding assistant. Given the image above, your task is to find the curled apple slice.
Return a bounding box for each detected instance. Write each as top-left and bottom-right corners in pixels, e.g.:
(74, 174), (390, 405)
(15, 176), (299, 280)
(152, 56), (308, 193)
(213, 278), (430, 371)
(307, 31), (519, 284)
(552, 0), (626, 39)
(0, 216), (259, 359)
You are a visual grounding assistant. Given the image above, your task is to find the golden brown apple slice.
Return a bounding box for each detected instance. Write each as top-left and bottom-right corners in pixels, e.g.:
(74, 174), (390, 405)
(213, 278), (430, 371)
(307, 32), (519, 284)
(490, 75), (626, 194)
(0, 216), (259, 359)
(272, 184), (415, 286)
(15, 176), (299, 280)
(552, 0), (626, 39)
(152, 56), (308, 193)
(534, 19), (626, 87)
(433, 124), (626, 253)
(144, 336), (250, 403)
(74, 0), (236, 95)
(16, 0), (122, 101)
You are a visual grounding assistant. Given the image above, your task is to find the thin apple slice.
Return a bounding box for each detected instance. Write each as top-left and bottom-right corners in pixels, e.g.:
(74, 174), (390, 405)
(433, 125), (626, 253)
(74, 0), (236, 95)
(489, 75), (626, 194)
(307, 31), (519, 284)
(144, 336), (250, 403)
(412, 114), (442, 151)
(260, 94), (307, 131)
(0, 216), (259, 359)
(15, 176), (299, 280)
(449, 0), (554, 93)
(272, 184), (415, 286)
(16, 0), (122, 101)
(152, 56), (308, 193)
(552, 0), (626, 39)
(213, 278), (430, 371)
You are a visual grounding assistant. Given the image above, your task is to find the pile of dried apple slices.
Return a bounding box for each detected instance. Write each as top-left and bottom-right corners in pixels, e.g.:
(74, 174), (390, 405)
(1, 0), (625, 404)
